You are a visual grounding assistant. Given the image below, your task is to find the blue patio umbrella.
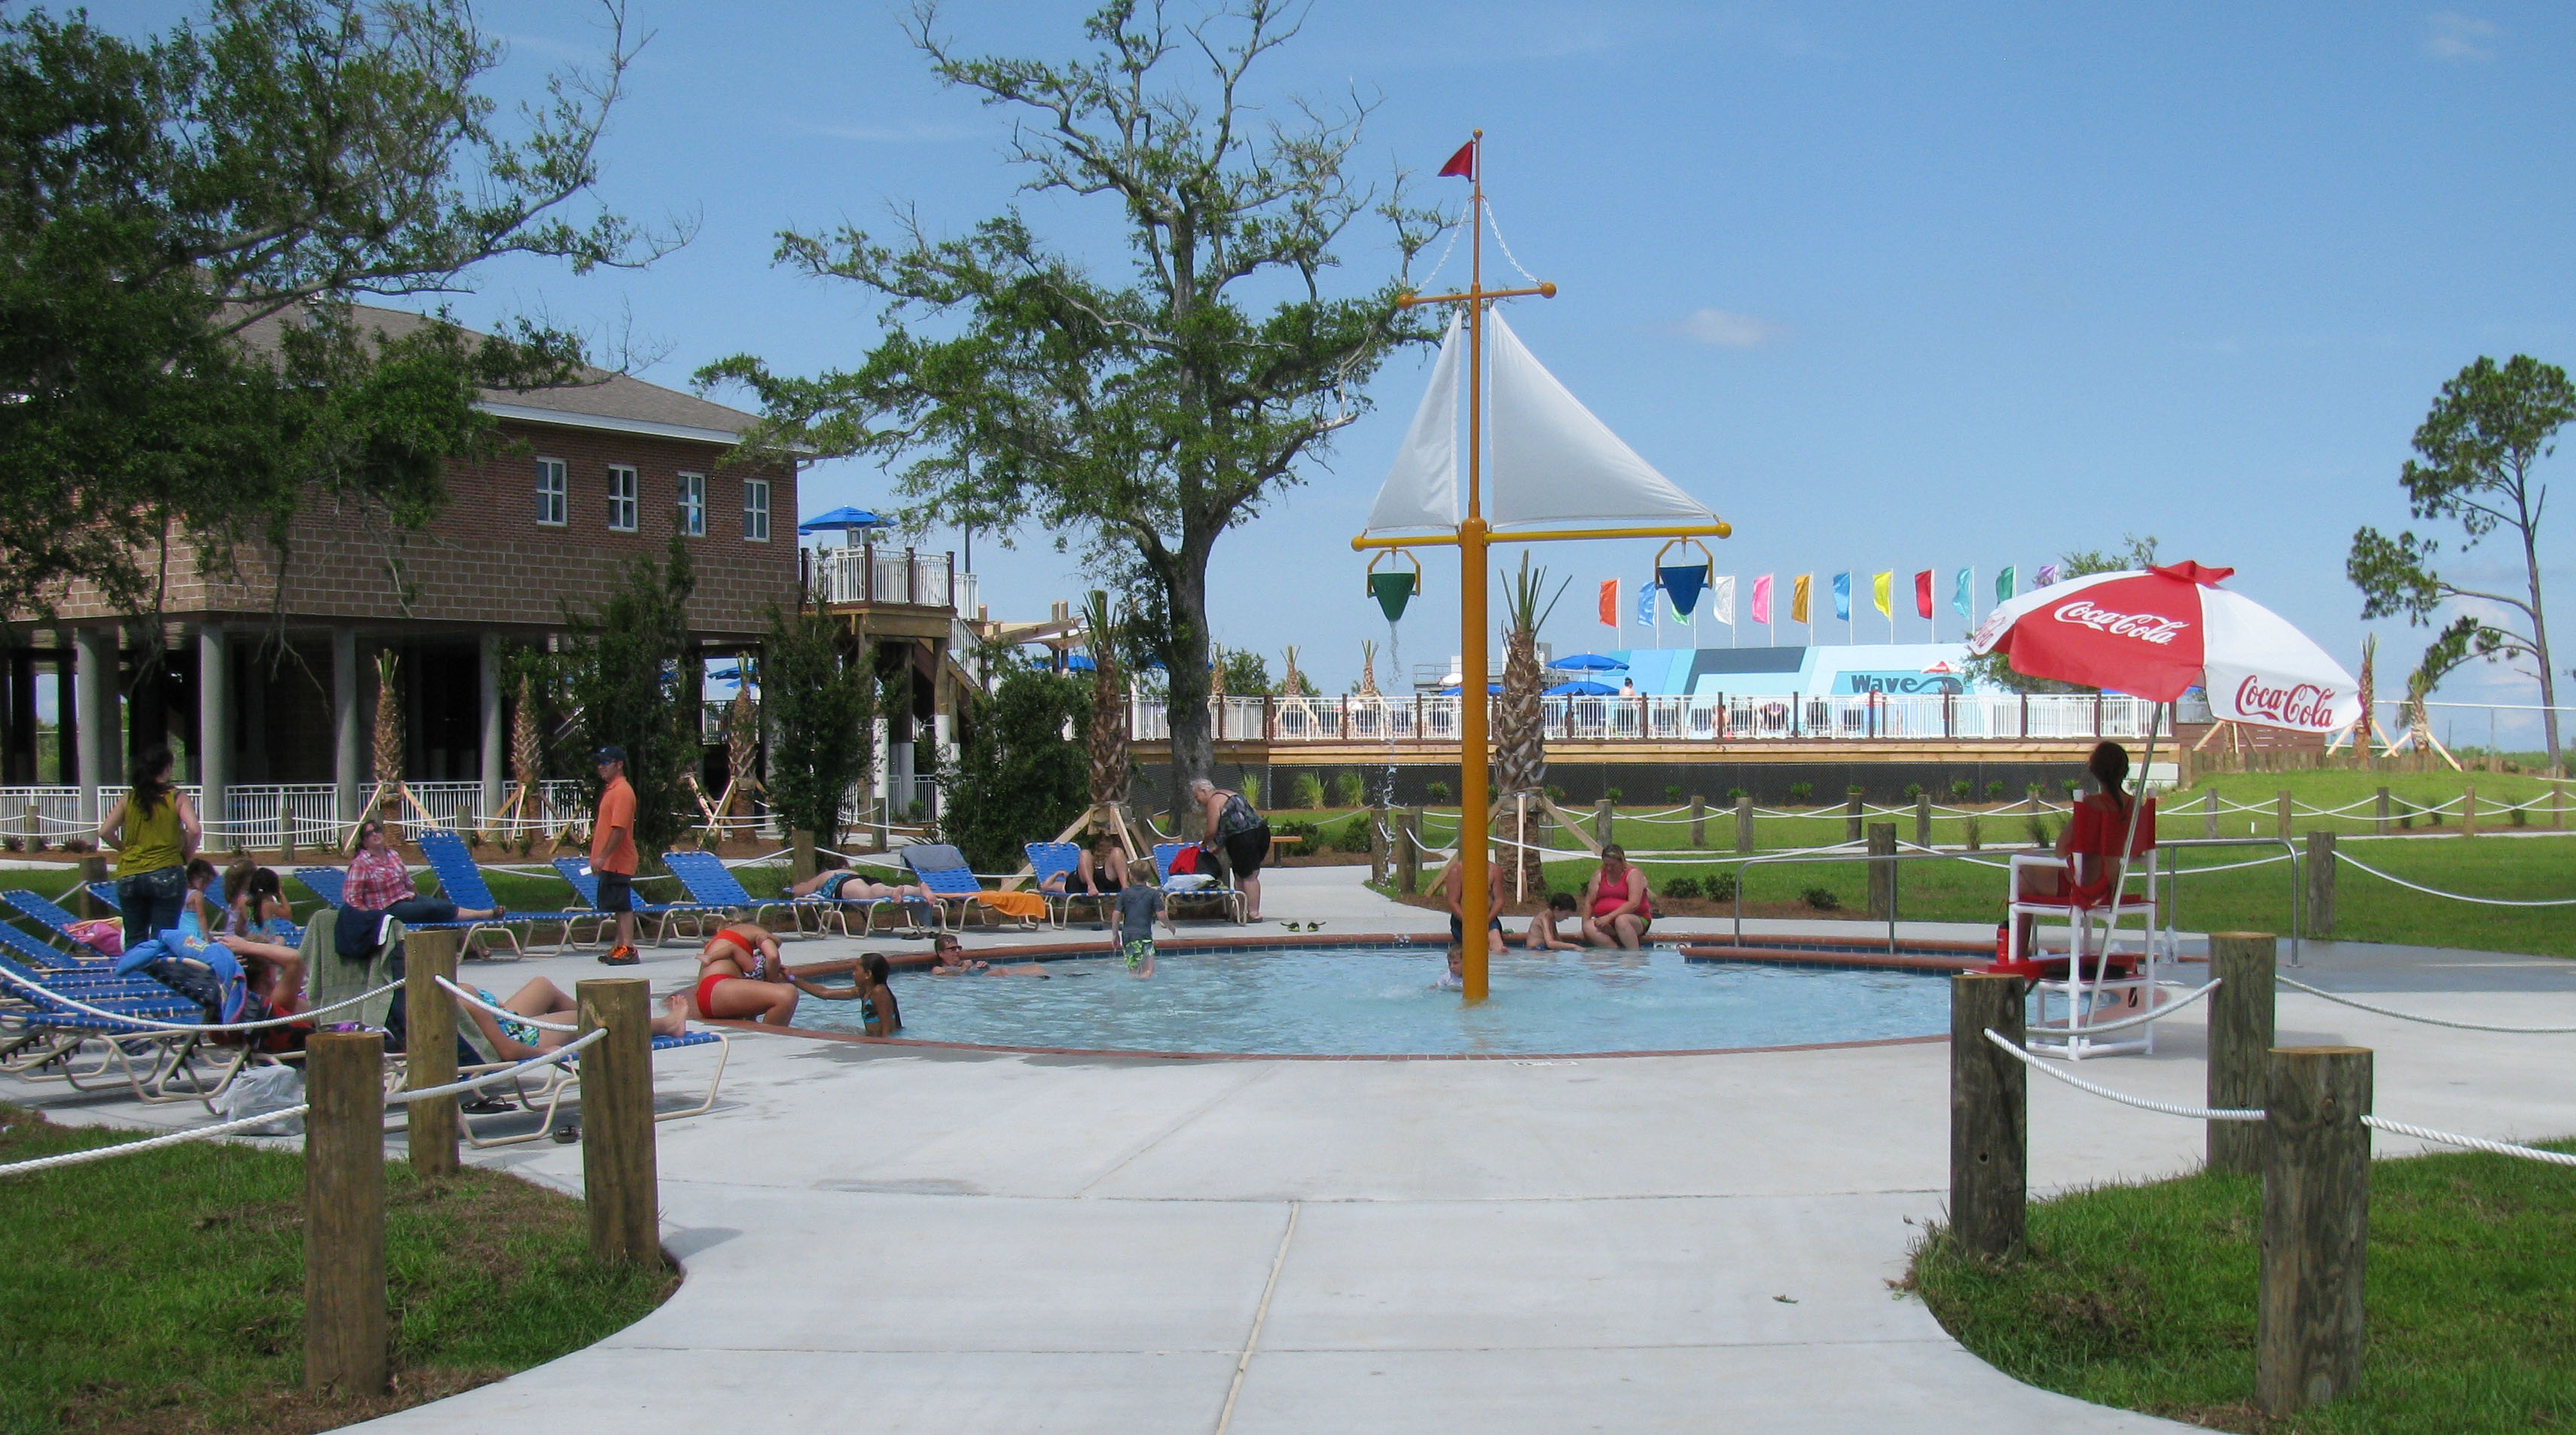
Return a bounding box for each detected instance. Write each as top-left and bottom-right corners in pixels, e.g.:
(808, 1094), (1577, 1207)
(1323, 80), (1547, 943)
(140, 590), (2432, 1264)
(1438, 683), (1505, 695)
(1064, 652), (1098, 672)
(797, 505), (895, 536)
(1544, 679), (1618, 696)
(1550, 653), (1628, 672)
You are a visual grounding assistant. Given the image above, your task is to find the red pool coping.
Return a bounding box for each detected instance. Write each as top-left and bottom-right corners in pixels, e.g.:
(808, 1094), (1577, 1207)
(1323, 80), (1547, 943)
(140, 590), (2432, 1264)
(740, 929), (1960, 1061)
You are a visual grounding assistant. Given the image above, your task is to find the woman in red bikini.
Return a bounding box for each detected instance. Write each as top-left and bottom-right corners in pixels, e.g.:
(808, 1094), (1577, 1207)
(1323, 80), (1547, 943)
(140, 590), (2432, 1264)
(686, 923), (808, 1025)
(1580, 844), (1653, 950)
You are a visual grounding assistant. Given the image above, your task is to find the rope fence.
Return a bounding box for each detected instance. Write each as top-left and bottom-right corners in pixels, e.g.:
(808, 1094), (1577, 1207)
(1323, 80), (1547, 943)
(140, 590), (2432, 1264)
(1985, 1027), (2266, 1121)
(2278, 977), (2576, 1034)
(2333, 850), (2576, 908)
(0, 969), (401, 1034)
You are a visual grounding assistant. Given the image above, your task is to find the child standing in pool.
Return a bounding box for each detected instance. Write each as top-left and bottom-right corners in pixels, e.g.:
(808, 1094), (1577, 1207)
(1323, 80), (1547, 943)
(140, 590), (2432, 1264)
(1114, 881), (1171, 978)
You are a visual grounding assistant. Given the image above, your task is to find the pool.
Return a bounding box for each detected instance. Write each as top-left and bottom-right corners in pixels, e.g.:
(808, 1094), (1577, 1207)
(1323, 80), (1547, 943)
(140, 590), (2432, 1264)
(788, 945), (1953, 1057)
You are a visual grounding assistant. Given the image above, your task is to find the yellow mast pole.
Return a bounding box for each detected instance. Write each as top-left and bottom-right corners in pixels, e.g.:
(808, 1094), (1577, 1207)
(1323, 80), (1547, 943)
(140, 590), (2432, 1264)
(1458, 130), (1494, 1002)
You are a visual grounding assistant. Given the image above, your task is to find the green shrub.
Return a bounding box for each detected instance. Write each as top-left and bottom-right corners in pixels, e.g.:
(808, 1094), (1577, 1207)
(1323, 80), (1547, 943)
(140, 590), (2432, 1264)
(1964, 814), (1983, 850)
(1802, 885), (1840, 911)
(1241, 774), (1262, 805)
(1787, 781), (1814, 804)
(1426, 780), (1452, 802)
(1903, 783), (1924, 800)
(1329, 771), (1364, 808)
(1604, 786), (1625, 803)
(2511, 804), (2529, 828)
(2027, 814), (2053, 847)
(1664, 785), (1684, 804)
(1726, 786), (1747, 801)
(1985, 780), (2004, 801)
(1950, 778), (1973, 801)
(1332, 817), (1372, 853)
(1290, 772), (1326, 809)
(1663, 875), (1703, 899)
(1546, 784), (1567, 801)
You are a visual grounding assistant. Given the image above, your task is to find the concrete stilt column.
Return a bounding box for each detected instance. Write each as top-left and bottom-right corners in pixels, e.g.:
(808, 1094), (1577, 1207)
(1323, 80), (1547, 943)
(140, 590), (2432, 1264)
(72, 626), (115, 823)
(197, 624), (229, 840)
(332, 627), (362, 825)
(478, 633), (503, 826)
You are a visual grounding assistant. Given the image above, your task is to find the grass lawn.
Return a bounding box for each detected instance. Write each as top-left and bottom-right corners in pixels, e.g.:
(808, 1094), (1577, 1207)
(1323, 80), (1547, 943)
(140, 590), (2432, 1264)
(0, 1103), (673, 1435)
(1905, 1143), (2576, 1433)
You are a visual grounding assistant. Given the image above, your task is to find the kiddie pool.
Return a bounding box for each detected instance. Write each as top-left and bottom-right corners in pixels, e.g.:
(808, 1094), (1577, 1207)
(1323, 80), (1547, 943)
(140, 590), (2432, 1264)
(783, 944), (1955, 1058)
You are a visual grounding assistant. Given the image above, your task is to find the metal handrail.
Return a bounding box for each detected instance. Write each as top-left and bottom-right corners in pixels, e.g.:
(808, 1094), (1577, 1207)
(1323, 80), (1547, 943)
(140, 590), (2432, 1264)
(1725, 835), (2306, 963)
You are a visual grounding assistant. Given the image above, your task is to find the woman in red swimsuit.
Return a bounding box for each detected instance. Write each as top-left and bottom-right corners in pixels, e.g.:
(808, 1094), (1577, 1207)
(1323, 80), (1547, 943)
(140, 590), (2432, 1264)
(688, 923), (806, 1025)
(1580, 844), (1653, 950)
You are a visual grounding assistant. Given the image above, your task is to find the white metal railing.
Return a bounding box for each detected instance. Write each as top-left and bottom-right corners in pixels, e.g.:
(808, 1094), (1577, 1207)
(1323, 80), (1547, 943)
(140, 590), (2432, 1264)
(1127, 692), (2160, 743)
(0, 780), (628, 847)
(804, 545), (976, 613)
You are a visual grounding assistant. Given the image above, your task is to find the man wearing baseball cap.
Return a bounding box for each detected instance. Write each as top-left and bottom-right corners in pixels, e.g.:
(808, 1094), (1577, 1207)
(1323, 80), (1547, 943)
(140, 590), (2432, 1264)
(592, 746), (639, 964)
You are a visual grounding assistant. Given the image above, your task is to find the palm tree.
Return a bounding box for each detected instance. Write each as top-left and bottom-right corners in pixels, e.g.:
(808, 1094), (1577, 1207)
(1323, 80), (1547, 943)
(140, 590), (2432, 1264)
(1495, 554), (1568, 893)
(1083, 590), (1129, 809)
(1357, 640), (1380, 696)
(371, 649), (404, 824)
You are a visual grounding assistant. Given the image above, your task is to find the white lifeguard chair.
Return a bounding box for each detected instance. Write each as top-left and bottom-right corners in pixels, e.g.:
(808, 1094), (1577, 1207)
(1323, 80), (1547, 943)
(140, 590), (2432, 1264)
(2005, 796), (2168, 1060)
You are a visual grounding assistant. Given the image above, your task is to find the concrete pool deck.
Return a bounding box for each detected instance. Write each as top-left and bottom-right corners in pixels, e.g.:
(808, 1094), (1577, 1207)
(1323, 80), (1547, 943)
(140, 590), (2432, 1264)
(11, 865), (2575, 1433)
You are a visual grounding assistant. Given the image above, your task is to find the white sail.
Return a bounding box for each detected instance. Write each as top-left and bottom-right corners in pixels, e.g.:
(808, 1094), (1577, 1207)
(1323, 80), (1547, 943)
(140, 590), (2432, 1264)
(1361, 310), (1463, 536)
(1482, 309), (1715, 532)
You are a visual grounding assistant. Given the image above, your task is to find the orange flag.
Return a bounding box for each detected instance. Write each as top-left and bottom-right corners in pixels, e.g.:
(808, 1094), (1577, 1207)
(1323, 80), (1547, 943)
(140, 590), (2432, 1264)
(1598, 578), (1619, 628)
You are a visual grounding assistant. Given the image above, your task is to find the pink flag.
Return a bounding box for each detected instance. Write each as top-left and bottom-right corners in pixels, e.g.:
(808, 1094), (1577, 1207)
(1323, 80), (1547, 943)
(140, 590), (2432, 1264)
(1750, 573), (1773, 625)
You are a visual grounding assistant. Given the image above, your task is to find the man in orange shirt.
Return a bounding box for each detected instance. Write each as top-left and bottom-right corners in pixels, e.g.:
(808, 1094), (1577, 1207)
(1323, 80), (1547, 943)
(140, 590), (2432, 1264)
(592, 746), (639, 965)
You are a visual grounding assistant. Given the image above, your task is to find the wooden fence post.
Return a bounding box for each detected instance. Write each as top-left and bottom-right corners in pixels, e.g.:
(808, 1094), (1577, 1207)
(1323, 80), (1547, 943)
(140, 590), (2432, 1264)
(2303, 832), (2336, 939)
(1949, 972), (2027, 1259)
(2462, 781), (2477, 838)
(280, 801), (298, 865)
(76, 854), (108, 917)
(1915, 792), (1933, 850)
(1396, 809), (1420, 896)
(1368, 804), (1388, 885)
(1735, 794), (1755, 855)
(1845, 787), (1865, 844)
(404, 929), (460, 1179)
(577, 978), (661, 1266)
(1688, 794), (1706, 848)
(789, 829), (816, 884)
(2207, 933), (2276, 1176)
(1866, 823), (1898, 921)
(2257, 1046), (2373, 1417)
(304, 1030), (388, 1396)
(2373, 786), (2391, 836)
(1592, 798), (1613, 847)
(2275, 789), (2293, 839)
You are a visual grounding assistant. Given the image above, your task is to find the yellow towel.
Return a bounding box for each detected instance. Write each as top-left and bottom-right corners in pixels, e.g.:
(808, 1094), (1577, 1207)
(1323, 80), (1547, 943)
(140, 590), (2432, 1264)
(971, 891), (1048, 921)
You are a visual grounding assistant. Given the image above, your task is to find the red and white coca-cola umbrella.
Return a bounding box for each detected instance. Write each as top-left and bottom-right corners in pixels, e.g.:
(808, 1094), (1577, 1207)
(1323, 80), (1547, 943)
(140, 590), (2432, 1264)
(1967, 560), (2359, 733)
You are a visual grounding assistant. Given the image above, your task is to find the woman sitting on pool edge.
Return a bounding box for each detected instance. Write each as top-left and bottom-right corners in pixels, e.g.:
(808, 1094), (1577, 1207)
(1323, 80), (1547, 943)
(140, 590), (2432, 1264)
(682, 921), (887, 1026)
(1581, 845), (1653, 950)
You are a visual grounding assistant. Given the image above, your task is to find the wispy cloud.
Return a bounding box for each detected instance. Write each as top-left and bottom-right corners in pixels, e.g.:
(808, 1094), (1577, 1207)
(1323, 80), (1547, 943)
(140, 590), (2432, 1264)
(787, 119), (987, 144)
(1674, 308), (1787, 348)
(2425, 11), (2500, 62)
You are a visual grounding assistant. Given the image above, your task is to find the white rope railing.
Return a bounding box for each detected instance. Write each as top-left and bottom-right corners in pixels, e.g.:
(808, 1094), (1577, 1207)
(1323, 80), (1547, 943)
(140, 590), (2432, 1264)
(2334, 850), (2576, 907)
(2027, 979), (2220, 1037)
(0, 1027), (611, 1179)
(0, 967), (400, 1033)
(2361, 1116), (2576, 1168)
(2278, 977), (2576, 1034)
(1984, 1028), (2266, 1121)
(434, 976), (579, 1034)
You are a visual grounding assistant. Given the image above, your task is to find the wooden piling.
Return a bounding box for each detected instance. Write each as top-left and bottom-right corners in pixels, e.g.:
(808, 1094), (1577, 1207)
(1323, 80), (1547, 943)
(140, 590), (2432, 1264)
(1592, 798), (1613, 847)
(1688, 794), (1706, 848)
(304, 1030), (388, 1395)
(2303, 833), (2336, 939)
(2205, 787), (2220, 841)
(76, 855), (107, 917)
(1949, 972), (2027, 1259)
(280, 801), (298, 865)
(1866, 823), (1898, 921)
(1845, 787), (1865, 844)
(1396, 809), (1420, 895)
(1368, 804), (1388, 885)
(2276, 789), (2293, 839)
(2207, 933), (2277, 1175)
(2373, 786), (2391, 836)
(1735, 794), (1754, 855)
(789, 829), (816, 884)
(2462, 782), (2477, 838)
(2257, 1046), (2373, 1417)
(1915, 792), (1933, 850)
(577, 978), (661, 1266)
(403, 929), (460, 1178)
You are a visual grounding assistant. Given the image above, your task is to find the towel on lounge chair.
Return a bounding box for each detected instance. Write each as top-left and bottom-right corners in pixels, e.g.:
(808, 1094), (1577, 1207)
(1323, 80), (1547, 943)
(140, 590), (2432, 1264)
(970, 891), (1047, 921)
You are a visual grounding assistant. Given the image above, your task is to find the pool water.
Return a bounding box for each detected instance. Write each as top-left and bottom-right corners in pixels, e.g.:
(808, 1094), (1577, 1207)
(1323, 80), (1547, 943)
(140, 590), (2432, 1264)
(790, 945), (1952, 1056)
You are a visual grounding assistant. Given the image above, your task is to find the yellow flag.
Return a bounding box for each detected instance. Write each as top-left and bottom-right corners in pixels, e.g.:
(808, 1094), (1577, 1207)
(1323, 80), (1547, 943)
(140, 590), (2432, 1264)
(1790, 573), (1811, 624)
(1872, 570), (1893, 618)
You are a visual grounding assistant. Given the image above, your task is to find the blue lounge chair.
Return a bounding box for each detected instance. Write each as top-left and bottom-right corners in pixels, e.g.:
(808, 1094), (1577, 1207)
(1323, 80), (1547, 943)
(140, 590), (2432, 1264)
(450, 1013), (729, 1150)
(292, 865), (523, 962)
(899, 844), (997, 931)
(1150, 843), (1248, 924)
(414, 829), (604, 954)
(660, 850), (832, 934)
(548, 857), (718, 946)
(1024, 842), (1116, 930)
(5, 887), (118, 954)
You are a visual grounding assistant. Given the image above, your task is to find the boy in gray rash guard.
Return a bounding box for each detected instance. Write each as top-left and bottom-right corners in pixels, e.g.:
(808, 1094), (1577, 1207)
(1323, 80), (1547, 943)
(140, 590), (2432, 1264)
(1114, 882), (1172, 978)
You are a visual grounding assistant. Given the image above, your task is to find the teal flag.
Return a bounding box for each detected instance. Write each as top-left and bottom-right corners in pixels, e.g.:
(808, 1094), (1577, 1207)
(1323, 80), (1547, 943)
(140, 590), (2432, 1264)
(1832, 572), (1851, 621)
(1952, 567), (1973, 619)
(1995, 566), (2016, 603)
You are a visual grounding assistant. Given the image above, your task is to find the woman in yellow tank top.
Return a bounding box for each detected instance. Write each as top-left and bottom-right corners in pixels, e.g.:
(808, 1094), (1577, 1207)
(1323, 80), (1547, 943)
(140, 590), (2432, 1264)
(96, 746), (200, 946)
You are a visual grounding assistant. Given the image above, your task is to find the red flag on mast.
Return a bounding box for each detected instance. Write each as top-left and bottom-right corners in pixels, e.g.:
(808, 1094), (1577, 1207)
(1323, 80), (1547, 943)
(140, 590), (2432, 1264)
(1913, 569), (1934, 620)
(1438, 139), (1475, 179)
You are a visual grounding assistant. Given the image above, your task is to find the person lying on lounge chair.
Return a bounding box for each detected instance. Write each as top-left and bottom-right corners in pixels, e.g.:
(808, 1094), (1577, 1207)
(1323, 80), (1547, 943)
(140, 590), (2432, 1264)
(1039, 833), (1131, 898)
(456, 975), (690, 1061)
(789, 854), (929, 904)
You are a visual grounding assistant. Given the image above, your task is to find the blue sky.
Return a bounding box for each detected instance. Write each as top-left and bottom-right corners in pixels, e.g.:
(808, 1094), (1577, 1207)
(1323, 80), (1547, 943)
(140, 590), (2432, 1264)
(96, 2), (2576, 743)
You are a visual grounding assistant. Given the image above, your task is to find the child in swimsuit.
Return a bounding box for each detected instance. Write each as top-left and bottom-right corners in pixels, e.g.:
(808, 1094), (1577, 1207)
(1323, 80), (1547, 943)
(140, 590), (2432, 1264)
(1520, 892), (1581, 950)
(1113, 882), (1168, 978)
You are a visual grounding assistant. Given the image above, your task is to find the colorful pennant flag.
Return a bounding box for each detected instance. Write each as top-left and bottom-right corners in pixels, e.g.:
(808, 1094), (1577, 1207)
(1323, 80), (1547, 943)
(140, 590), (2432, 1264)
(1952, 567), (1973, 620)
(1995, 566), (2016, 603)
(1636, 579), (1658, 629)
(1710, 575), (1738, 625)
(1832, 572), (1851, 621)
(1871, 571), (1893, 618)
(2034, 563), (2061, 588)
(1912, 569), (1933, 620)
(1598, 578), (1619, 628)
(1438, 139), (1476, 179)
(1791, 573), (1811, 625)
(1750, 573), (1773, 626)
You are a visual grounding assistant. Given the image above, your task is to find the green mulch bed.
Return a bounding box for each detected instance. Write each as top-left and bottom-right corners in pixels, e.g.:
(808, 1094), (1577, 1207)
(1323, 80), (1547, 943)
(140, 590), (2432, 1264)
(0, 1104), (674, 1435)
(1904, 1144), (2576, 1432)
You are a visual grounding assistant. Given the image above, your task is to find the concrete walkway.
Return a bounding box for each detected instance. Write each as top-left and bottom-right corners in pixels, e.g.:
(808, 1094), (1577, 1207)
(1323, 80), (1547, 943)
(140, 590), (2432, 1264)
(12, 865), (2575, 1433)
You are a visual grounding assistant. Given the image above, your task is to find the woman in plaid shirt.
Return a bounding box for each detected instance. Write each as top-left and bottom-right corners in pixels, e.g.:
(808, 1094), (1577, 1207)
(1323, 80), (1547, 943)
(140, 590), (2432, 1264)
(346, 820), (498, 923)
